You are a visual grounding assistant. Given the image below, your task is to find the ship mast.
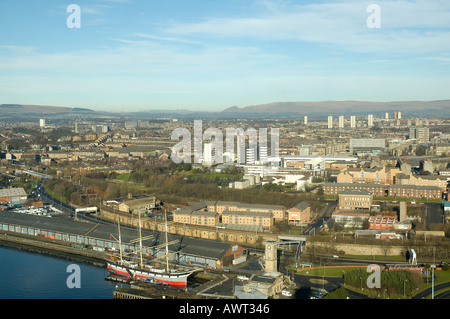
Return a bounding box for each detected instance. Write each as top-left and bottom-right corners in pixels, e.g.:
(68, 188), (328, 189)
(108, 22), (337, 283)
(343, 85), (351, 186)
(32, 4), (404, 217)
(139, 211), (144, 268)
(116, 209), (123, 263)
(164, 209), (169, 273)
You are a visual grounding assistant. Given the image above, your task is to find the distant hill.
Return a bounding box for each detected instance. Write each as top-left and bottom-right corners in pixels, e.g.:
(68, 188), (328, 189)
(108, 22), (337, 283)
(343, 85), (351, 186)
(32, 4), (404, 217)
(1, 100), (448, 121)
(222, 100), (450, 118)
(0, 104), (94, 113)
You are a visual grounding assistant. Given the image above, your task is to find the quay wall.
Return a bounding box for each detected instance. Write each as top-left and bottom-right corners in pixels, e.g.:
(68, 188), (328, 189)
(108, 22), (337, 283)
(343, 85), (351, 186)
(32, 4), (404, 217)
(0, 231), (106, 263)
(305, 241), (405, 256)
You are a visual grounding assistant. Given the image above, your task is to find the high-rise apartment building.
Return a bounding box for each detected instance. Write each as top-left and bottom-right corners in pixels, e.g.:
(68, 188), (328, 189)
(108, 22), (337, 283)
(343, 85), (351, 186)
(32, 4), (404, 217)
(339, 115), (344, 128)
(328, 116), (333, 129)
(368, 114), (374, 127)
(350, 116), (356, 128)
(409, 126), (430, 142)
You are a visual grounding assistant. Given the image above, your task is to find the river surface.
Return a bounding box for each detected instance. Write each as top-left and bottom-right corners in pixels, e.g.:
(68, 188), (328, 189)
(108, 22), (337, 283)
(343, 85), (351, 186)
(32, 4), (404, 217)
(0, 246), (121, 299)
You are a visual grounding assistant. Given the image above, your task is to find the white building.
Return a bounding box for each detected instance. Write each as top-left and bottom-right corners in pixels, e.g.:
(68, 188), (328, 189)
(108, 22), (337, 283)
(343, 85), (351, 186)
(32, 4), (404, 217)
(350, 116), (356, 129)
(339, 115), (344, 128)
(328, 116), (333, 129)
(368, 114), (374, 127)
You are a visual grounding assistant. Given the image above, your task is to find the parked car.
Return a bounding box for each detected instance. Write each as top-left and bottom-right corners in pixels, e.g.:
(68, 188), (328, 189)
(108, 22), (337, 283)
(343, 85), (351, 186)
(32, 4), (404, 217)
(282, 290), (292, 297)
(310, 291), (323, 299)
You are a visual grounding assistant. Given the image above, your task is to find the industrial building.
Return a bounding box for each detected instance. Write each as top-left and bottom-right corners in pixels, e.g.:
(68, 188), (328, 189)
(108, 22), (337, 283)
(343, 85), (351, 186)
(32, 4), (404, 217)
(0, 188), (28, 206)
(0, 211), (247, 269)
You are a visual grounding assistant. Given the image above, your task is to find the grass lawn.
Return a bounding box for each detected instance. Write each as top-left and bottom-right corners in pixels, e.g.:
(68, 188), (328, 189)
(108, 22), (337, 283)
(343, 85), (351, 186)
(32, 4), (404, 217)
(44, 187), (67, 204)
(115, 173), (131, 181)
(292, 265), (366, 277)
(343, 254), (406, 262)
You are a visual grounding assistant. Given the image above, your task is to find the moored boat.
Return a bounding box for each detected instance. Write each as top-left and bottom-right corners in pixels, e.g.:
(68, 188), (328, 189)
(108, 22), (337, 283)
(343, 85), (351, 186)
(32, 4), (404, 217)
(106, 209), (195, 288)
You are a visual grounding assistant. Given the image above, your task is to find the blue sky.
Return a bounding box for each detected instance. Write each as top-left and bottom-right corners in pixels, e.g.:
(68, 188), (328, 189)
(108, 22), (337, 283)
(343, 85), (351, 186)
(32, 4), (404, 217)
(1, 0), (450, 112)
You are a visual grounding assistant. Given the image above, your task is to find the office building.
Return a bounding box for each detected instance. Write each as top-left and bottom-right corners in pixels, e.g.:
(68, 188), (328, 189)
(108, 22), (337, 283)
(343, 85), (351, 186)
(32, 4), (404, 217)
(409, 126), (430, 142)
(328, 116), (333, 129)
(338, 189), (373, 210)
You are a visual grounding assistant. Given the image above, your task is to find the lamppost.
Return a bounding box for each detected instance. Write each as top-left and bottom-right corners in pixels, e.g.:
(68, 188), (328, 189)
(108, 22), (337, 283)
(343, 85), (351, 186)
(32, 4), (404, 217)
(360, 276), (363, 292)
(431, 264), (436, 299)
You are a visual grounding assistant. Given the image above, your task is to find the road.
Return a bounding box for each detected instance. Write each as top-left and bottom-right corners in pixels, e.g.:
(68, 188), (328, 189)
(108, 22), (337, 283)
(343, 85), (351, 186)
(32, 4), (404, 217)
(413, 281), (450, 299)
(303, 201), (336, 235)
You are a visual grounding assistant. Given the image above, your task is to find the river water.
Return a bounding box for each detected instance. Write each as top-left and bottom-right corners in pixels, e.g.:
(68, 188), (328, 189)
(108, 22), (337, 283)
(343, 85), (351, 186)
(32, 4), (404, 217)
(0, 246), (120, 299)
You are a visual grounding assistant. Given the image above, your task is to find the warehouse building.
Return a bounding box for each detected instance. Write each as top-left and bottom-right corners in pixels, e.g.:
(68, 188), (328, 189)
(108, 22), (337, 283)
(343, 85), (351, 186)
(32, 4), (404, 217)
(0, 188), (28, 205)
(0, 211), (246, 269)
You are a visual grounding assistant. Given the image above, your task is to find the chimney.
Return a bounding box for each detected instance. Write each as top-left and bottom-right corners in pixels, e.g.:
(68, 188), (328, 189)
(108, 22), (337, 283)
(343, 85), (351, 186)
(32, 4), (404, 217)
(399, 202), (407, 222)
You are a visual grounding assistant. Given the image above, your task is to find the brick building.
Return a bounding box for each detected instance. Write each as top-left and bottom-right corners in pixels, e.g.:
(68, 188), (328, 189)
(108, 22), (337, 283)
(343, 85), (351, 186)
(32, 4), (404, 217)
(368, 215), (398, 230)
(388, 185), (442, 200)
(287, 201), (311, 226)
(323, 182), (443, 200)
(338, 189), (373, 210)
(0, 188), (28, 205)
(323, 182), (386, 197)
(395, 173), (448, 192)
(337, 166), (400, 185)
(221, 210), (273, 229)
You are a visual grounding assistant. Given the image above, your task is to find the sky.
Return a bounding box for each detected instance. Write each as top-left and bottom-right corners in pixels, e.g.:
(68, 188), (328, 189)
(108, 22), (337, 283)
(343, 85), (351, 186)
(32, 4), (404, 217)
(1, 0), (450, 112)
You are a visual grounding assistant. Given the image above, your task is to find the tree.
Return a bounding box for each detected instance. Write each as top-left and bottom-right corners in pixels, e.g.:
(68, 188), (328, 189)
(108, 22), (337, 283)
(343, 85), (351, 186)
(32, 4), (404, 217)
(415, 145), (428, 156)
(362, 218), (370, 230)
(317, 186), (324, 196)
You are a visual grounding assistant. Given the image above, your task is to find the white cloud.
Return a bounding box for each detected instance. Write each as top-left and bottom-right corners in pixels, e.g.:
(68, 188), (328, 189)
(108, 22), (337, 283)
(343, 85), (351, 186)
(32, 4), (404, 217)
(160, 0), (450, 54)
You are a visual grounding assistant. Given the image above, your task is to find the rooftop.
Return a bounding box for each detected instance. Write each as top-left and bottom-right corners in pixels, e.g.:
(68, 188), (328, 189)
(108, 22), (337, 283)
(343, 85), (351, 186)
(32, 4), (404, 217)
(0, 187), (27, 197)
(338, 189), (373, 196)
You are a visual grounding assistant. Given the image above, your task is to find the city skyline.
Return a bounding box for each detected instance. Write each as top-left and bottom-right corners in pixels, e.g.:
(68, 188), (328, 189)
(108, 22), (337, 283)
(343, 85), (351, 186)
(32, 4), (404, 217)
(1, 0), (450, 112)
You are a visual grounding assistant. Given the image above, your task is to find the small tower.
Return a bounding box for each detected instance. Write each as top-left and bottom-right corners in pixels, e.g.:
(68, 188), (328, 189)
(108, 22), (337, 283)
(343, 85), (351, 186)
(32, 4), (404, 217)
(265, 241), (278, 273)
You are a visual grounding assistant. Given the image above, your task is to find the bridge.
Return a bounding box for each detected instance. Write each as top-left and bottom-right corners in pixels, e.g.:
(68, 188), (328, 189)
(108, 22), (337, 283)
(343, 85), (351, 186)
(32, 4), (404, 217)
(21, 169), (52, 179)
(277, 235), (307, 262)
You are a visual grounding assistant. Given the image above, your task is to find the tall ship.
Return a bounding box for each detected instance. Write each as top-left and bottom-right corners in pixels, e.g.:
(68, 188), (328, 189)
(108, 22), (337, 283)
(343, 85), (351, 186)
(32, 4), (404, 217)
(106, 210), (196, 288)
